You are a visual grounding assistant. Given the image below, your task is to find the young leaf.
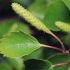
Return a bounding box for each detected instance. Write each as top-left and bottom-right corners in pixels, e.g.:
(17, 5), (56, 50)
(24, 59), (53, 70)
(55, 21), (70, 33)
(0, 31), (41, 57)
(11, 3), (52, 34)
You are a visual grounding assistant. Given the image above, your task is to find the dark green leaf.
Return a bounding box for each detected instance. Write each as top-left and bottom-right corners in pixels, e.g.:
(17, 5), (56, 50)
(24, 59), (53, 70)
(0, 31), (41, 57)
(0, 63), (12, 70)
(48, 53), (70, 70)
(60, 34), (70, 47)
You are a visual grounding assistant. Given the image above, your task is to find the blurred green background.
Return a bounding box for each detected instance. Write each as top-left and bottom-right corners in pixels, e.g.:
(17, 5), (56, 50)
(0, 0), (70, 70)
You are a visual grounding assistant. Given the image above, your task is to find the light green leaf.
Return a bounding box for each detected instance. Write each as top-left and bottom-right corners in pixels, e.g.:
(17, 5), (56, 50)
(48, 53), (70, 70)
(43, 0), (70, 31)
(0, 31), (41, 57)
(62, 0), (70, 10)
(6, 57), (24, 70)
(24, 59), (53, 70)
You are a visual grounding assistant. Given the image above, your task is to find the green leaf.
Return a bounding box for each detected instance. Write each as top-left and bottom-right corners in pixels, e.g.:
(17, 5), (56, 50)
(62, 0), (70, 10)
(48, 53), (70, 70)
(0, 63), (12, 70)
(28, 0), (46, 20)
(28, 0), (54, 21)
(0, 19), (30, 39)
(24, 48), (43, 60)
(0, 31), (41, 57)
(6, 57), (24, 70)
(43, 0), (70, 31)
(60, 34), (70, 47)
(0, 20), (14, 38)
(9, 22), (30, 34)
(24, 59), (53, 70)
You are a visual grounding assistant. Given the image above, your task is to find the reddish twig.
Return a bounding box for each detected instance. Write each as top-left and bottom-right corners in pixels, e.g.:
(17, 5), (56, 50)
(41, 44), (64, 53)
(51, 33), (65, 52)
(53, 62), (70, 67)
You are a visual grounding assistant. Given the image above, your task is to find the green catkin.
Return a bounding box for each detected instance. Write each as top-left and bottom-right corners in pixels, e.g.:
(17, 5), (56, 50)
(55, 21), (70, 33)
(11, 3), (52, 34)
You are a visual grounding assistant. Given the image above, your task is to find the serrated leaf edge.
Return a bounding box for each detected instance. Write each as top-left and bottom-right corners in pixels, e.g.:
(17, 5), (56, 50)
(0, 30), (41, 58)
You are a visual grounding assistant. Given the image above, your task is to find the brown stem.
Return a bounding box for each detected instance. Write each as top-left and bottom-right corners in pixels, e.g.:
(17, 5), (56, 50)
(41, 44), (63, 52)
(53, 62), (70, 67)
(51, 33), (65, 52)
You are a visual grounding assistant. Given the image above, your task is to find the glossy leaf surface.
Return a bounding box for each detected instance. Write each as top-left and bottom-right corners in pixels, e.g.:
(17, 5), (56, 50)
(24, 59), (53, 70)
(0, 31), (41, 57)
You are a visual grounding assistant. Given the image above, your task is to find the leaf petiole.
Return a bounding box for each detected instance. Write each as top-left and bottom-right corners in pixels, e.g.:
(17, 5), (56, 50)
(41, 44), (64, 53)
(53, 62), (70, 67)
(50, 33), (65, 52)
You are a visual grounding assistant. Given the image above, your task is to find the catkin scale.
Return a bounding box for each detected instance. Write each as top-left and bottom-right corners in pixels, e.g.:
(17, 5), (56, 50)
(11, 3), (52, 34)
(55, 21), (70, 33)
